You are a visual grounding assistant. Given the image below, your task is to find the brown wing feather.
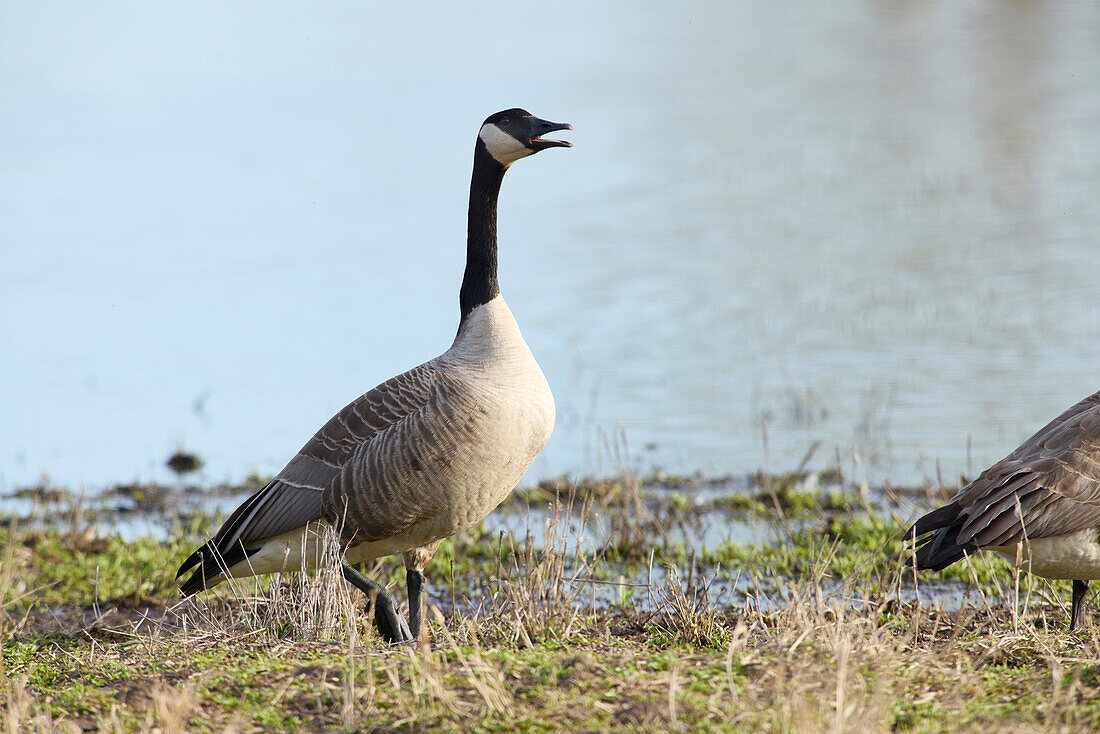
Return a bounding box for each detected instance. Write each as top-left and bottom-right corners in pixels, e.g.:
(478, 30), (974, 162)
(953, 391), (1100, 548)
(322, 365), (476, 542)
(187, 362), (454, 563)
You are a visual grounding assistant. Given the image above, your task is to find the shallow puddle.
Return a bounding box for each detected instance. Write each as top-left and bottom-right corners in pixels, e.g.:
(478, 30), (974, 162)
(0, 476), (980, 614)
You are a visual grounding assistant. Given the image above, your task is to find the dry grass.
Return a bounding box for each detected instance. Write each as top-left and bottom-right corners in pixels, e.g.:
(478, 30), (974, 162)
(4, 485), (1100, 732)
(177, 523), (358, 644)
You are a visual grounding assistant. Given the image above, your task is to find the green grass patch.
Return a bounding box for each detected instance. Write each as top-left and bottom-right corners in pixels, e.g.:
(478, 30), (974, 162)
(3, 474), (1100, 733)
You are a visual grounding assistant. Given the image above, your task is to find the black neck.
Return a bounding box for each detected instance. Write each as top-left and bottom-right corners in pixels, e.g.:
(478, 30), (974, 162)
(460, 141), (507, 323)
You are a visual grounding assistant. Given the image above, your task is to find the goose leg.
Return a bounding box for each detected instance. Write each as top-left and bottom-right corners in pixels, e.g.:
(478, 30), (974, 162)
(407, 568), (426, 640)
(1070, 579), (1090, 631)
(341, 562), (413, 643)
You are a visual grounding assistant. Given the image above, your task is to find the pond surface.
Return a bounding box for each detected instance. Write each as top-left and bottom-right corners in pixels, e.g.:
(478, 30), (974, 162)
(4, 1), (1100, 492)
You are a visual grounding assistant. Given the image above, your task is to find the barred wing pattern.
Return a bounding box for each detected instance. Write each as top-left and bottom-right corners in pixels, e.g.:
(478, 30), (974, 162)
(177, 362), (453, 592)
(953, 392), (1100, 547)
(320, 365), (475, 542)
(912, 391), (1100, 569)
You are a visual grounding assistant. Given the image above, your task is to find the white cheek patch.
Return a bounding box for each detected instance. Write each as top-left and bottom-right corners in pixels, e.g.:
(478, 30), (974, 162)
(478, 124), (532, 166)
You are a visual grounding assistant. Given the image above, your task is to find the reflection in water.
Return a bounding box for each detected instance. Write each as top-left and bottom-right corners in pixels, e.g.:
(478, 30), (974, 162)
(2, 2), (1100, 490)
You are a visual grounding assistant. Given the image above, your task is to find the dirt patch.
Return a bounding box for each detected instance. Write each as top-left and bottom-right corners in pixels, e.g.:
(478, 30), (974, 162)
(113, 674), (189, 712)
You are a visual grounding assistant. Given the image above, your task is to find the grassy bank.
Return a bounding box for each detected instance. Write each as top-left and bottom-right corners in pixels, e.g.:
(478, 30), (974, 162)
(3, 473), (1100, 732)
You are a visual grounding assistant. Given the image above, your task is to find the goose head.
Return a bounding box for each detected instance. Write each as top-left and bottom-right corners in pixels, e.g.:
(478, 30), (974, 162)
(478, 108), (572, 166)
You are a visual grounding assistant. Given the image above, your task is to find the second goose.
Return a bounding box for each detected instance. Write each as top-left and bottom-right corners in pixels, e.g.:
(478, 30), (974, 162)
(176, 109), (572, 642)
(908, 390), (1100, 630)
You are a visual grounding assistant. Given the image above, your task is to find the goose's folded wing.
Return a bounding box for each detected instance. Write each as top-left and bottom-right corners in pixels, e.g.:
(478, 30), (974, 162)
(321, 367), (468, 542)
(952, 391), (1100, 548)
(177, 363), (449, 583)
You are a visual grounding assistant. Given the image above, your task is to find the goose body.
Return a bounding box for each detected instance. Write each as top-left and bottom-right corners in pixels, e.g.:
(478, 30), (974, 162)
(177, 109), (571, 641)
(909, 390), (1100, 629)
(188, 296), (553, 582)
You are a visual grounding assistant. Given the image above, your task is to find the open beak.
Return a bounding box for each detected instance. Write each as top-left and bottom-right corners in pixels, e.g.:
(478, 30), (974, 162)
(528, 117), (573, 150)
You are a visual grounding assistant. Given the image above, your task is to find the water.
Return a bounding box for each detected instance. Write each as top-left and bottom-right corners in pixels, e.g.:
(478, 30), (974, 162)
(4, 1), (1100, 492)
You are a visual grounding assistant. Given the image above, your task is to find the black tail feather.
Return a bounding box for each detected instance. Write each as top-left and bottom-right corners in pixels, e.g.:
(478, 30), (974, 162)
(175, 478), (283, 595)
(176, 545), (205, 579)
(908, 503), (961, 538)
(177, 540), (254, 596)
(913, 529), (976, 571)
(907, 502), (978, 572)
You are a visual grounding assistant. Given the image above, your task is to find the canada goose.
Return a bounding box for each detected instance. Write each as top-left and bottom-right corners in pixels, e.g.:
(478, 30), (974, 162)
(176, 109), (571, 642)
(908, 390), (1100, 630)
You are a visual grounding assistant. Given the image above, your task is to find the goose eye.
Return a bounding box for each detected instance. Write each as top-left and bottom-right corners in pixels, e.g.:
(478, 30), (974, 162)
(499, 117), (510, 126)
